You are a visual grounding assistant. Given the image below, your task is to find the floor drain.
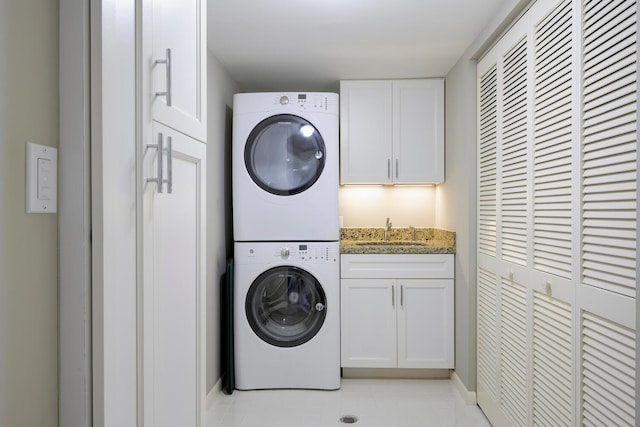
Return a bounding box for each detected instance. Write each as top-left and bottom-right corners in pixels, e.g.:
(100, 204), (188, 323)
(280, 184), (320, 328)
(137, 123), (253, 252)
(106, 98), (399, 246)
(340, 415), (359, 424)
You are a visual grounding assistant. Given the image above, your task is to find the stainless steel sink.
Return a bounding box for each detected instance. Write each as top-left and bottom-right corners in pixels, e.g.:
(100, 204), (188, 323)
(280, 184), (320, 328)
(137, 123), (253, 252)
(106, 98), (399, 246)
(354, 241), (429, 246)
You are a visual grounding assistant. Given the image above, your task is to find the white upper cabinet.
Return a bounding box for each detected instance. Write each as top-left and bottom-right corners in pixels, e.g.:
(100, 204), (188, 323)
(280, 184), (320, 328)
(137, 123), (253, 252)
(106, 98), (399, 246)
(340, 79), (444, 184)
(151, 0), (207, 142)
(340, 80), (393, 184)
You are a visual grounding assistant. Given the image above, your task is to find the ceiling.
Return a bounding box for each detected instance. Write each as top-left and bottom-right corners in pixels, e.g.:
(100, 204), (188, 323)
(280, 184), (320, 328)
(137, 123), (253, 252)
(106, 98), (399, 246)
(208, 0), (509, 92)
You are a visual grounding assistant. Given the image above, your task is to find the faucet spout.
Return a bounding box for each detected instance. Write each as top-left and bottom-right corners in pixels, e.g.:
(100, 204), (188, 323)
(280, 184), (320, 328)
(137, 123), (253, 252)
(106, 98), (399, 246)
(384, 217), (392, 241)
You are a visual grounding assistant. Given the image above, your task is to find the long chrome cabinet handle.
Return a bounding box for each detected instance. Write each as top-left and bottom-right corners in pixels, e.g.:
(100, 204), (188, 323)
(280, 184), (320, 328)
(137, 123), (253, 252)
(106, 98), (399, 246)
(400, 285), (404, 307)
(164, 136), (173, 194)
(387, 159), (391, 179)
(392, 285), (395, 307)
(396, 159), (399, 179)
(155, 48), (172, 107)
(146, 133), (164, 193)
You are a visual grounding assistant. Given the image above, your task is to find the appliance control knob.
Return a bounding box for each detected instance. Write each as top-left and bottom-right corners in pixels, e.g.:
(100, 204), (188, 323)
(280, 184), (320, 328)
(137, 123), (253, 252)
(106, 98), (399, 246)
(281, 248), (290, 258)
(280, 96), (289, 105)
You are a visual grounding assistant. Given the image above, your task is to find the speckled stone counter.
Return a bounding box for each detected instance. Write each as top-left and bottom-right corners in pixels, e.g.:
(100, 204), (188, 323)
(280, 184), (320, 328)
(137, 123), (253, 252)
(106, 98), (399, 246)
(340, 227), (456, 254)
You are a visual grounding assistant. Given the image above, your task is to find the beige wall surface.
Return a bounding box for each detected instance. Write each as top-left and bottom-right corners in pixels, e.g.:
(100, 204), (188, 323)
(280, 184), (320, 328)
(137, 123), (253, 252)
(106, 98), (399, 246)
(437, 0), (533, 393)
(339, 185), (436, 228)
(0, 1), (59, 426)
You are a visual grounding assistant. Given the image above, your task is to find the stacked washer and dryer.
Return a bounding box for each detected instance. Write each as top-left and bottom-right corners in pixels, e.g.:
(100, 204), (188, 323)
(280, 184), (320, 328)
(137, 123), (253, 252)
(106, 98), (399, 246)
(232, 92), (340, 390)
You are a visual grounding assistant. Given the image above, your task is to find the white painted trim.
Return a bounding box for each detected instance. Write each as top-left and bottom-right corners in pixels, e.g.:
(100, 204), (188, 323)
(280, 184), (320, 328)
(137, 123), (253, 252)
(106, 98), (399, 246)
(451, 371), (477, 405)
(206, 378), (223, 410)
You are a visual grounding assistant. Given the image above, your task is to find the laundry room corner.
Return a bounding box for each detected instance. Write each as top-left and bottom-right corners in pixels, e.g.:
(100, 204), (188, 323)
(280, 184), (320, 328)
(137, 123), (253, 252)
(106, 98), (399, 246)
(206, 51), (239, 397)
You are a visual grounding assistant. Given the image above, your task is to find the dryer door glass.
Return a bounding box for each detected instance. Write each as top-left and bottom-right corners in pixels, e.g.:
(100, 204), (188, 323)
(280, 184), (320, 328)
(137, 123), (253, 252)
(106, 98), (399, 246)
(246, 266), (327, 347)
(244, 114), (326, 196)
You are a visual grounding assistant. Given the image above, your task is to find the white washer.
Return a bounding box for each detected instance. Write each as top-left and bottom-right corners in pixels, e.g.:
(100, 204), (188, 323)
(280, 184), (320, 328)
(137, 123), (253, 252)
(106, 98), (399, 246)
(232, 92), (339, 241)
(234, 241), (340, 390)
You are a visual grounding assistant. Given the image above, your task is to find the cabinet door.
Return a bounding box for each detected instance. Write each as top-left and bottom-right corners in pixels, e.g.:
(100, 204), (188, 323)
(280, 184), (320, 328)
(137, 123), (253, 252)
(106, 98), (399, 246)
(393, 79), (444, 183)
(397, 279), (454, 368)
(142, 121), (206, 427)
(152, 0), (206, 141)
(340, 80), (393, 184)
(341, 279), (397, 368)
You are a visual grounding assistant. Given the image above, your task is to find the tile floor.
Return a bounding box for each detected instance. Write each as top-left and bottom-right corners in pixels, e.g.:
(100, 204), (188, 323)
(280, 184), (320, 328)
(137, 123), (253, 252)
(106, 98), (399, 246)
(206, 379), (492, 427)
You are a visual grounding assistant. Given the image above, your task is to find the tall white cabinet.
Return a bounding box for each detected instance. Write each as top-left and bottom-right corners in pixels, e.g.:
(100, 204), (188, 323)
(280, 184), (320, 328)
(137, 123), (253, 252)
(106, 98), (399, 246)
(476, 0), (637, 426)
(340, 79), (445, 184)
(141, 0), (207, 426)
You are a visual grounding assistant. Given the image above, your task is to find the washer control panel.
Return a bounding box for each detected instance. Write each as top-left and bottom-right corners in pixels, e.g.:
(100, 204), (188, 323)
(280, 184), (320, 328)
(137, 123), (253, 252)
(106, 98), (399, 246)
(272, 93), (332, 112)
(276, 243), (337, 263)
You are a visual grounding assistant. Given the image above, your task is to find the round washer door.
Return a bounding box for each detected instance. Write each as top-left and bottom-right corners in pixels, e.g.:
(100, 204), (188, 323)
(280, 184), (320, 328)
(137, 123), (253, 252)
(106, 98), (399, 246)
(244, 114), (325, 196)
(245, 266), (327, 348)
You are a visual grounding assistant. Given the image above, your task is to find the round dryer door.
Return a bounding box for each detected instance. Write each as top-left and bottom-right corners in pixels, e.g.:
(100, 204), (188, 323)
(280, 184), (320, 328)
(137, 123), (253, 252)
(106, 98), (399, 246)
(245, 266), (327, 347)
(244, 114), (325, 196)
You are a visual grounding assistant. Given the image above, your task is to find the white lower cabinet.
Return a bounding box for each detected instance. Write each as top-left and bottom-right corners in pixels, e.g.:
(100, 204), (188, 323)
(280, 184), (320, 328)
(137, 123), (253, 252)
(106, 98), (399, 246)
(142, 121), (206, 427)
(340, 254), (454, 369)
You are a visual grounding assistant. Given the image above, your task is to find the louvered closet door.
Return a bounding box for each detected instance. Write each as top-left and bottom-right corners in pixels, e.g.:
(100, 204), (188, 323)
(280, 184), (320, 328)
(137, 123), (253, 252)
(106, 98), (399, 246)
(477, 267), (499, 404)
(498, 278), (527, 426)
(581, 0), (637, 298)
(532, 293), (572, 426)
(579, 0), (637, 425)
(478, 65), (498, 258)
(477, 0), (637, 426)
(500, 36), (529, 267)
(532, 0), (575, 280)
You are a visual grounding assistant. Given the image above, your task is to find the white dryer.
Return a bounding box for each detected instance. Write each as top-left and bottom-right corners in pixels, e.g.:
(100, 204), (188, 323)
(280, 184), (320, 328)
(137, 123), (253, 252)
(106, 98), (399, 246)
(234, 241), (340, 390)
(232, 92), (339, 242)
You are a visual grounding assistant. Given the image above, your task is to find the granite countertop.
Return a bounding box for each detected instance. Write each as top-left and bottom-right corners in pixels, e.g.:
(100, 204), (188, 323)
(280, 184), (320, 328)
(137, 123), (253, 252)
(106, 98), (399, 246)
(340, 227), (456, 254)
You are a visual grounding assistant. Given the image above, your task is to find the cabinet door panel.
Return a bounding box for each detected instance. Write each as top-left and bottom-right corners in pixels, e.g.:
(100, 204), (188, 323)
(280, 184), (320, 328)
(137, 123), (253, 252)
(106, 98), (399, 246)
(143, 122), (206, 427)
(341, 279), (397, 367)
(393, 79), (444, 183)
(397, 279), (454, 368)
(340, 81), (393, 184)
(152, 0), (206, 141)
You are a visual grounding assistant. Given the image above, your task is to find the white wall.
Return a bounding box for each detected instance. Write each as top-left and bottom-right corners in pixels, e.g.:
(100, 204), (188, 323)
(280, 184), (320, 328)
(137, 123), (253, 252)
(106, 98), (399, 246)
(206, 53), (239, 393)
(339, 186), (436, 227)
(0, 1), (59, 426)
(437, 0), (532, 393)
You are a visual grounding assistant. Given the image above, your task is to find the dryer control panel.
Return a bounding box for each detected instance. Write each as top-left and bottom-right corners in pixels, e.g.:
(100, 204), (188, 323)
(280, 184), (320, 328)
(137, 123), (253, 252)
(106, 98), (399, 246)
(276, 243), (337, 263)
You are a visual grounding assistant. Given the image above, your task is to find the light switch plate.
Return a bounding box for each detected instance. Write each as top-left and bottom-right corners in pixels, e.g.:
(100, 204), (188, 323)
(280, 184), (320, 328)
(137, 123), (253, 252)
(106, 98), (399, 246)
(26, 142), (57, 213)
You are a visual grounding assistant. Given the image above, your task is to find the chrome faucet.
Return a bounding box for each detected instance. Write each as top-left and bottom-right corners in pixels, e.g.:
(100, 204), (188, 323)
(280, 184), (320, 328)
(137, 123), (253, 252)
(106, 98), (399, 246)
(384, 217), (392, 241)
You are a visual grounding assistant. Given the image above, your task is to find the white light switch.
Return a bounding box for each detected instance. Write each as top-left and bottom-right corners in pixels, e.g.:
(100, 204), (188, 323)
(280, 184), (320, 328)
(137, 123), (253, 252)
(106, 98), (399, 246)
(37, 158), (53, 199)
(26, 142), (57, 213)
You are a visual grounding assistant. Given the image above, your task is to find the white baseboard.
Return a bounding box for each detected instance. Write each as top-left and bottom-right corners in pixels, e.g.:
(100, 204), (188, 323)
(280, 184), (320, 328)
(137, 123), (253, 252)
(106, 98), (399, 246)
(206, 378), (223, 409)
(450, 371), (477, 405)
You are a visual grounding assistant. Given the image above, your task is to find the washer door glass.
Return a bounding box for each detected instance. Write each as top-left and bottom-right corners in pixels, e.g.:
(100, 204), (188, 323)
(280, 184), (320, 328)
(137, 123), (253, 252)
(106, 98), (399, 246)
(244, 114), (325, 196)
(246, 266), (327, 348)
